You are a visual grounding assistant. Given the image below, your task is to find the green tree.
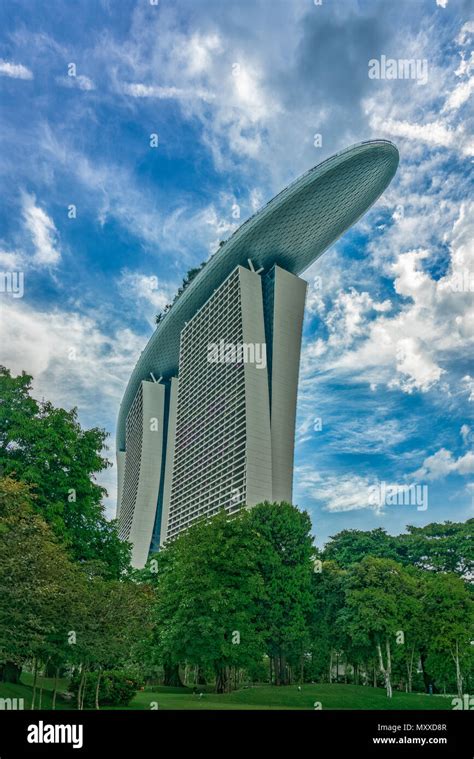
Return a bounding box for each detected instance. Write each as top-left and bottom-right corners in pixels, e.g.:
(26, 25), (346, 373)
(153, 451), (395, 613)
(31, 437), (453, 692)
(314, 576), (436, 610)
(420, 572), (473, 697)
(68, 575), (152, 709)
(341, 557), (418, 697)
(248, 502), (315, 685)
(309, 560), (346, 683)
(149, 509), (265, 693)
(323, 528), (400, 567)
(0, 366), (130, 577)
(0, 476), (79, 701)
(399, 521), (474, 579)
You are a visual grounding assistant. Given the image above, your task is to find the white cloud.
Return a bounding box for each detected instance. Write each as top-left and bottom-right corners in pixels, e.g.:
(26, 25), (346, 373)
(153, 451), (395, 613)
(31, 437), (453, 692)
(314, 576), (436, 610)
(0, 59), (33, 79)
(461, 375), (474, 402)
(460, 424), (471, 446)
(302, 202), (474, 397)
(96, 11), (284, 172)
(443, 76), (474, 112)
(21, 192), (61, 266)
(296, 469), (381, 513)
(414, 448), (474, 481)
(39, 125), (240, 257)
(0, 298), (147, 517)
(296, 467), (424, 514)
(122, 82), (214, 102)
(0, 249), (24, 268)
(117, 271), (176, 327)
(0, 298), (142, 428)
(249, 188), (264, 213)
(456, 21), (474, 46)
(177, 32), (223, 76)
(370, 114), (473, 157)
(56, 74), (95, 91)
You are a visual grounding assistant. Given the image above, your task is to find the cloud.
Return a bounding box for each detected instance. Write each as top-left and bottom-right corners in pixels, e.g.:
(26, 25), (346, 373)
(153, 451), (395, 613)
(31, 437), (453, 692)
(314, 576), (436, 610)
(414, 448), (474, 481)
(296, 469), (381, 513)
(302, 201), (474, 397)
(0, 298), (142, 430)
(0, 296), (146, 517)
(296, 467), (425, 514)
(121, 82), (214, 102)
(456, 21), (474, 46)
(370, 114), (473, 157)
(56, 74), (95, 91)
(460, 424), (471, 445)
(0, 249), (23, 268)
(443, 75), (474, 112)
(117, 271), (175, 327)
(461, 376), (474, 402)
(38, 125), (240, 259)
(0, 59), (33, 79)
(21, 192), (61, 266)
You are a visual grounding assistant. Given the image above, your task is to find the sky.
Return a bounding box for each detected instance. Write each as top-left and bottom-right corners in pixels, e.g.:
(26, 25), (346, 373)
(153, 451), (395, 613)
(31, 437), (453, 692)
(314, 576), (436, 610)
(0, 0), (472, 547)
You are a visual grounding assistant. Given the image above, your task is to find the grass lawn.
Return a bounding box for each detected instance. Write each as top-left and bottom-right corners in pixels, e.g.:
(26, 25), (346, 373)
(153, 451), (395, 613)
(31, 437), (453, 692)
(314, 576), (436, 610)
(127, 683), (453, 710)
(0, 674), (73, 710)
(0, 675), (454, 710)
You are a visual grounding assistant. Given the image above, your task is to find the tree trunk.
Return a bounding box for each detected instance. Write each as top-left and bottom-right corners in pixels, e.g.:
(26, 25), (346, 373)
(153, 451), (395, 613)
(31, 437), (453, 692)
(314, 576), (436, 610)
(377, 640), (392, 698)
(163, 660), (183, 687)
(406, 646), (415, 693)
(52, 667), (59, 710)
(273, 655), (279, 686)
(329, 651), (333, 684)
(94, 669), (102, 710)
(45, 661), (56, 678)
(38, 658), (50, 710)
(280, 653), (289, 686)
(31, 659), (38, 710)
(215, 664), (228, 693)
(77, 665), (86, 710)
(419, 649), (431, 693)
(452, 641), (463, 698)
(0, 662), (22, 683)
(80, 671), (87, 711)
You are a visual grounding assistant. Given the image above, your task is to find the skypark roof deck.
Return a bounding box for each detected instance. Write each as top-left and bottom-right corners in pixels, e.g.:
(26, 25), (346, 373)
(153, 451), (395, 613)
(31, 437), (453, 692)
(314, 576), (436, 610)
(117, 139), (399, 451)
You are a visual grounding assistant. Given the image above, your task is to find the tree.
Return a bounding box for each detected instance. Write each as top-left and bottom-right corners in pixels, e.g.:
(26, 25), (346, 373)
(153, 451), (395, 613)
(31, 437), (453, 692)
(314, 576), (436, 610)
(309, 560), (346, 683)
(323, 528), (400, 567)
(420, 572), (473, 697)
(148, 509), (265, 693)
(248, 502), (315, 685)
(324, 521), (474, 581)
(341, 557), (418, 697)
(0, 476), (79, 697)
(0, 366), (130, 577)
(399, 521), (474, 579)
(68, 575), (152, 709)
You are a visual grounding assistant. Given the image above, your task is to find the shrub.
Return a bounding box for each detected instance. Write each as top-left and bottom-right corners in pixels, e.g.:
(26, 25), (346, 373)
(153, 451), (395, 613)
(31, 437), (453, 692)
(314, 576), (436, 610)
(69, 670), (142, 707)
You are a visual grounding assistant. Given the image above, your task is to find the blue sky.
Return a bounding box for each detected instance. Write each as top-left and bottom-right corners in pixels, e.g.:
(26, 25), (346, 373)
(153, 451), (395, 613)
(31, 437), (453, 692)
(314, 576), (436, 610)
(0, 0), (472, 546)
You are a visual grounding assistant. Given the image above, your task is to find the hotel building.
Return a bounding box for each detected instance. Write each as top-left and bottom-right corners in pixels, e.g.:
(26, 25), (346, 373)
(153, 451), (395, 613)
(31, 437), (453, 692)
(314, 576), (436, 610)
(116, 140), (399, 567)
